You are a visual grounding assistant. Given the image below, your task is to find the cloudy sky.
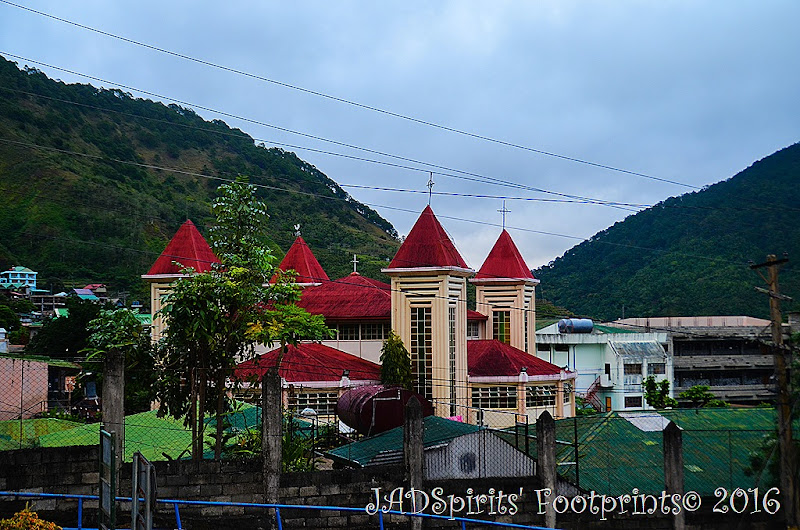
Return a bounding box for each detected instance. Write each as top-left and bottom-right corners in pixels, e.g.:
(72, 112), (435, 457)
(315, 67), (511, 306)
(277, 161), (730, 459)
(1, 1), (798, 270)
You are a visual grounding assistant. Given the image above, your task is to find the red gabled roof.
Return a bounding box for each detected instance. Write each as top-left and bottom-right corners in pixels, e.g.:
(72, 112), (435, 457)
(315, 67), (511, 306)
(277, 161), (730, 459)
(233, 343), (381, 383)
(467, 310), (488, 321)
(468, 340), (564, 377)
(271, 236), (329, 284)
(475, 230), (534, 281)
(387, 206), (469, 269)
(297, 272), (391, 321)
(145, 220), (219, 276)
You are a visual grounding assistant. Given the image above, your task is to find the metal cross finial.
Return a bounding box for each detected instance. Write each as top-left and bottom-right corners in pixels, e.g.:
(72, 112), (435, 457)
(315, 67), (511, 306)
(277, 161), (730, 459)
(427, 172), (434, 205)
(498, 201), (511, 229)
(352, 254), (359, 273)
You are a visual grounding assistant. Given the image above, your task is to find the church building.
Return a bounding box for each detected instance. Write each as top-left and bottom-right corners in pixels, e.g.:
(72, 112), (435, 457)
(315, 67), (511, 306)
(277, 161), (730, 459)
(144, 207), (575, 428)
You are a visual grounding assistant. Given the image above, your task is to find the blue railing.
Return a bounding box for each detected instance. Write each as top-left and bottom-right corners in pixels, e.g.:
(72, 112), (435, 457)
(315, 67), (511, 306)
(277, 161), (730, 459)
(0, 491), (554, 530)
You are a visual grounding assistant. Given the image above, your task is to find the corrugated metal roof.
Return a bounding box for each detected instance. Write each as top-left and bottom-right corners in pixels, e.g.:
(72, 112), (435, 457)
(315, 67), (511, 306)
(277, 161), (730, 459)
(468, 339), (566, 377)
(609, 341), (665, 360)
(504, 409), (783, 497)
(327, 416), (480, 466)
(270, 236), (329, 284)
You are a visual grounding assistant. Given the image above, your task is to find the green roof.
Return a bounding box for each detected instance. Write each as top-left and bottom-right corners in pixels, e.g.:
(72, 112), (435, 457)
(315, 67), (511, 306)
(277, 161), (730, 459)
(0, 352), (81, 369)
(0, 418), (82, 451)
(35, 410), (194, 461)
(593, 324), (637, 334)
(327, 416), (481, 466)
(503, 408), (780, 496)
(535, 319), (560, 331)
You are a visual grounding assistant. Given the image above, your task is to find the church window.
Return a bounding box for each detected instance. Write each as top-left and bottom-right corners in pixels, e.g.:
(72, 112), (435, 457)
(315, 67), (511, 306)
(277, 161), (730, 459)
(410, 306), (433, 400)
(449, 305), (457, 415)
(471, 386), (517, 409)
(337, 324), (360, 341)
(288, 391), (339, 415)
(493, 310), (511, 344)
(526, 385), (557, 407)
(361, 323), (388, 340)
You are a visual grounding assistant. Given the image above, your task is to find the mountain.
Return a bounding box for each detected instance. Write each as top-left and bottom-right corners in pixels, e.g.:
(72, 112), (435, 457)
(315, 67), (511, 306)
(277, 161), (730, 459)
(534, 142), (800, 321)
(0, 56), (400, 301)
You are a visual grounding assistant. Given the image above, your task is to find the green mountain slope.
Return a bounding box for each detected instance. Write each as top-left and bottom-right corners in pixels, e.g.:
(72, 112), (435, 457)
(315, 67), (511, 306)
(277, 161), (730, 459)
(0, 56), (400, 300)
(535, 142), (800, 320)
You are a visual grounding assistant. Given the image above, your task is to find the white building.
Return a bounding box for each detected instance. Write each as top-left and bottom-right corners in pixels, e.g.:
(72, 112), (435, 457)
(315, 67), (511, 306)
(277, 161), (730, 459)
(536, 320), (672, 411)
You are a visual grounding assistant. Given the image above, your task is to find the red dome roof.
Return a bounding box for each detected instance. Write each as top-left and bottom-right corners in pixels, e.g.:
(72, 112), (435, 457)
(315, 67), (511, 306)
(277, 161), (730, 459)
(474, 230), (534, 281)
(144, 220), (219, 276)
(387, 206), (469, 270)
(271, 236), (329, 284)
(298, 273), (391, 321)
(234, 343), (381, 383)
(468, 340), (564, 377)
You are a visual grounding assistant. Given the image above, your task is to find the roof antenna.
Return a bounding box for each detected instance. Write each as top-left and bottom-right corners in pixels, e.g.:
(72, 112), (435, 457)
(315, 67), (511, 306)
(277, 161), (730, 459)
(498, 200), (510, 230)
(427, 172), (434, 205)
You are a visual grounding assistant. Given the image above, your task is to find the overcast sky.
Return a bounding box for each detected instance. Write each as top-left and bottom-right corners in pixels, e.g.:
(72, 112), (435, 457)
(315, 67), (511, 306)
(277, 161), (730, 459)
(1, 1), (798, 271)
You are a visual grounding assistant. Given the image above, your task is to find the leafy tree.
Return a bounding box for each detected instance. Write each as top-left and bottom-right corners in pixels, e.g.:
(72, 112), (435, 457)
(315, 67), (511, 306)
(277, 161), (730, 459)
(84, 308), (155, 414)
(678, 385), (727, 408)
(643, 376), (678, 409)
(0, 305), (19, 331)
(155, 180), (330, 460)
(26, 297), (109, 358)
(379, 331), (413, 389)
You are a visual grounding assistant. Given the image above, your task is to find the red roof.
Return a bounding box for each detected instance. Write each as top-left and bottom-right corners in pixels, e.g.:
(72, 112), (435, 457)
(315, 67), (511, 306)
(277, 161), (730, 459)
(467, 310), (488, 321)
(468, 340), (564, 377)
(298, 273), (391, 321)
(233, 343), (381, 383)
(145, 220), (219, 276)
(271, 236), (329, 284)
(387, 206), (469, 269)
(474, 230), (534, 281)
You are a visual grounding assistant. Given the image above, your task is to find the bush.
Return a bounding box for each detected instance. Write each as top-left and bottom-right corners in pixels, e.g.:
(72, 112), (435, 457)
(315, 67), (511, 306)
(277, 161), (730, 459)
(0, 506), (61, 530)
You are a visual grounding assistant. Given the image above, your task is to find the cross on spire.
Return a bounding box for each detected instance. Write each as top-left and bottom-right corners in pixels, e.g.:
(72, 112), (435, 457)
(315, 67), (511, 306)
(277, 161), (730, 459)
(294, 224), (301, 237)
(352, 254), (359, 273)
(427, 172), (434, 205)
(498, 201), (511, 229)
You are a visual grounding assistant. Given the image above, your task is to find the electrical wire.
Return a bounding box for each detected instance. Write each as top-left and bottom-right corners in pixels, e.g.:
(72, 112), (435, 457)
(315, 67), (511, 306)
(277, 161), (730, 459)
(0, 0), (700, 189)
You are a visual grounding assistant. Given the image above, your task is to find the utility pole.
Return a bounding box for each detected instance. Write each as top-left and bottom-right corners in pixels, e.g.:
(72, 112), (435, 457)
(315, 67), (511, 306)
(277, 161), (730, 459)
(751, 254), (797, 528)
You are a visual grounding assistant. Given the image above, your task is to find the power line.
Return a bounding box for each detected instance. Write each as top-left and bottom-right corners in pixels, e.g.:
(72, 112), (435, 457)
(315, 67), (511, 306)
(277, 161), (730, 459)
(0, 135), (767, 272)
(0, 0), (699, 189)
(0, 62), (650, 211)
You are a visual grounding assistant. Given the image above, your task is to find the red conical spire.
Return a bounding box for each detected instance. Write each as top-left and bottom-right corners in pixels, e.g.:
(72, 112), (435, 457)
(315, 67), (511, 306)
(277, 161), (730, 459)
(144, 220), (219, 276)
(387, 206), (468, 269)
(475, 230), (534, 281)
(271, 236), (329, 284)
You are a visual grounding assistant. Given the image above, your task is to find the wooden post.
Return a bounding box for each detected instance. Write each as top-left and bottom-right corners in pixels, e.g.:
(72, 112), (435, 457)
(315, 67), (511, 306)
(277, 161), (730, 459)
(262, 368), (282, 505)
(536, 411), (556, 529)
(752, 254), (797, 528)
(663, 421), (685, 530)
(102, 349), (124, 494)
(404, 397), (424, 530)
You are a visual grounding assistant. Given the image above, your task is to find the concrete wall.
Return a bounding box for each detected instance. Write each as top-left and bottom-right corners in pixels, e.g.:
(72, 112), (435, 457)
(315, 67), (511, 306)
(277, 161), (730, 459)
(0, 357), (49, 421)
(0, 445), (784, 529)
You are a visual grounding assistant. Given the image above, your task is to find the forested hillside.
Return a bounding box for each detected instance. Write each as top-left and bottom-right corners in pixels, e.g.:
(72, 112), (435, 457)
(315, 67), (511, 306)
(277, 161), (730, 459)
(535, 143), (800, 320)
(0, 56), (400, 300)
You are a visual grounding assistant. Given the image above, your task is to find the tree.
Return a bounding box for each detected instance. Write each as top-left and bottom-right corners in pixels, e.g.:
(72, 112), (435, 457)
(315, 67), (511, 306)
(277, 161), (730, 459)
(643, 376), (678, 409)
(26, 297), (109, 358)
(84, 308), (155, 414)
(678, 385), (727, 408)
(155, 179), (330, 460)
(379, 331), (413, 389)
